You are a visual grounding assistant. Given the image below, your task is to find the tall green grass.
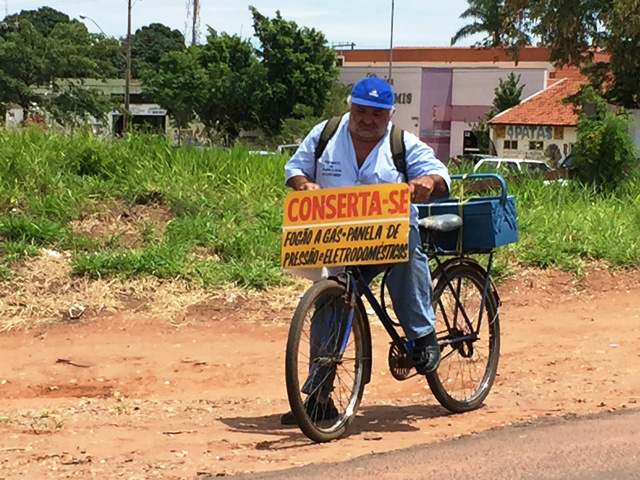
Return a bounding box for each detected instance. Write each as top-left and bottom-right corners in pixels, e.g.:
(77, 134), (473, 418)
(447, 163), (640, 274)
(0, 128), (638, 288)
(0, 128), (288, 288)
(507, 175), (640, 271)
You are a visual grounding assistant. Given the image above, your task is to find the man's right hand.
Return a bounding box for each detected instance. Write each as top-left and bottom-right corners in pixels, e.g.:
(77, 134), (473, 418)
(287, 175), (320, 191)
(298, 182), (320, 191)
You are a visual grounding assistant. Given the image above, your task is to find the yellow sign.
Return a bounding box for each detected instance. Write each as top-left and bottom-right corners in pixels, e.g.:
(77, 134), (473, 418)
(281, 183), (410, 269)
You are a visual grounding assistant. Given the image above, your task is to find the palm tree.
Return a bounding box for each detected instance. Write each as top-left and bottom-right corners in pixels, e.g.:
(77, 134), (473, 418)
(451, 0), (529, 47)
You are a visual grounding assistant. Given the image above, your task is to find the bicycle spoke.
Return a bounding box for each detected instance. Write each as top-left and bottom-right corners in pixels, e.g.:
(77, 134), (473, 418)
(427, 265), (500, 412)
(287, 281), (367, 440)
(336, 364), (356, 385)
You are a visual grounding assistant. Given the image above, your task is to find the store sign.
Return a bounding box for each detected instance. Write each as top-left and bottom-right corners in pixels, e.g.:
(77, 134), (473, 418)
(281, 184), (410, 269)
(129, 104), (167, 116)
(506, 125), (553, 140)
(420, 128), (451, 137)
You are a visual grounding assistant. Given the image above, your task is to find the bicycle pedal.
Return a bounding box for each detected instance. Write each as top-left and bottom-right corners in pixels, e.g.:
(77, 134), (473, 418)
(388, 341), (413, 381)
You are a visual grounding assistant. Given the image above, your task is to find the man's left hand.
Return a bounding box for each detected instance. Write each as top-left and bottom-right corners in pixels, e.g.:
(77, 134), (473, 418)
(407, 175), (436, 203)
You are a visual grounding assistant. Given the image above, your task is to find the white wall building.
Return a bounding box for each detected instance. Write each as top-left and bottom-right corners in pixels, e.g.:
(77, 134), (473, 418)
(489, 78), (582, 166)
(339, 47), (559, 160)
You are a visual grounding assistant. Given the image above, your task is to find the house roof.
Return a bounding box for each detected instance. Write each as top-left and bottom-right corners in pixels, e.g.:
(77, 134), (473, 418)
(489, 78), (583, 126)
(341, 46), (552, 64)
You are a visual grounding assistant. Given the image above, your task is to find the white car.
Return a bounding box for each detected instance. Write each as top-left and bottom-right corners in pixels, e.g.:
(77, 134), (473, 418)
(276, 143), (301, 155)
(473, 158), (552, 175)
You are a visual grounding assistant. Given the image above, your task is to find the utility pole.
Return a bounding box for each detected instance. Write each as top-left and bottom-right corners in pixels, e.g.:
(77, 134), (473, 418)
(124, 0), (132, 133)
(388, 0), (395, 84)
(191, 0), (200, 46)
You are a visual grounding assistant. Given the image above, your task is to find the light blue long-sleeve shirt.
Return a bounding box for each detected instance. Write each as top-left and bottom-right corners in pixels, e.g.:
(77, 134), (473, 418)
(284, 113), (451, 224)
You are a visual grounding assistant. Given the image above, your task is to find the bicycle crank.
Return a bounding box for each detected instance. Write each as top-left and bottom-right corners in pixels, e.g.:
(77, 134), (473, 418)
(388, 341), (416, 380)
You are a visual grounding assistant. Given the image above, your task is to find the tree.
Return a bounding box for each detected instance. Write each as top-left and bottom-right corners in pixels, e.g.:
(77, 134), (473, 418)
(1, 6), (70, 37)
(277, 81), (351, 145)
(587, 0), (640, 108)
(131, 23), (185, 79)
(89, 33), (125, 79)
(143, 9), (338, 141)
(451, 0), (530, 50)
(471, 72), (524, 153)
(508, 0), (606, 66)
(250, 6), (338, 135)
(142, 48), (207, 130)
(0, 20), (47, 112)
(508, 0), (640, 108)
(0, 9), (119, 125)
(47, 83), (116, 128)
(571, 87), (637, 190)
(493, 72), (524, 112)
(195, 30), (266, 139)
(143, 29), (265, 139)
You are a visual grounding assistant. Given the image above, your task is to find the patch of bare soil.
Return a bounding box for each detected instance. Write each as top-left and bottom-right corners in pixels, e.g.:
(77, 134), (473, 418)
(0, 249), (258, 331)
(70, 199), (174, 248)
(0, 268), (639, 479)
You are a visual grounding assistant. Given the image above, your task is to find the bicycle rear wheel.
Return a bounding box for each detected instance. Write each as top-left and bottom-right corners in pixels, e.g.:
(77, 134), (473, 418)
(426, 264), (500, 412)
(285, 279), (368, 442)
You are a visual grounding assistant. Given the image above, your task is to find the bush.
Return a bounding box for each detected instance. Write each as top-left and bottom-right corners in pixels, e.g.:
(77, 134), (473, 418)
(572, 88), (638, 191)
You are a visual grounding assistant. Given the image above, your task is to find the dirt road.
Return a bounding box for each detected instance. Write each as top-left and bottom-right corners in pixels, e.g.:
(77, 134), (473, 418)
(0, 268), (639, 479)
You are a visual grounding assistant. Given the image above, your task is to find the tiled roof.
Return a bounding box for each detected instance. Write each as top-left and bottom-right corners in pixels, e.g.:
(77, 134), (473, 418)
(341, 46), (552, 63)
(548, 65), (587, 83)
(489, 78), (583, 126)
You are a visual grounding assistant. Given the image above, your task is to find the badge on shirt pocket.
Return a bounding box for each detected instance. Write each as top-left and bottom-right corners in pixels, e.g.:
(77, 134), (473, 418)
(320, 159), (343, 178)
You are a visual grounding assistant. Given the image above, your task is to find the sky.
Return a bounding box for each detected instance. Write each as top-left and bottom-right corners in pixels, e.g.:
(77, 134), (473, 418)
(4, 0), (484, 48)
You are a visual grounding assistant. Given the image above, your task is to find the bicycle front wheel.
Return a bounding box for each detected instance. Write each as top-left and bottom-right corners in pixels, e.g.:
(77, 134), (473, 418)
(285, 279), (369, 442)
(427, 264), (500, 412)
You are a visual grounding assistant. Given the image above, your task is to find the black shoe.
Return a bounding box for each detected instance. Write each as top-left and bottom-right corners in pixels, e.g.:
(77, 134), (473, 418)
(411, 331), (441, 374)
(280, 396), (339, 426)
(280, 410), (297, 426)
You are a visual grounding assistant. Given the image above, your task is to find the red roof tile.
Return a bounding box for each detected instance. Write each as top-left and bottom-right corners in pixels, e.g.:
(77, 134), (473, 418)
(549, 65), (587, 83)
(341, 46), (552, 63)
(489, 78), (583, 126)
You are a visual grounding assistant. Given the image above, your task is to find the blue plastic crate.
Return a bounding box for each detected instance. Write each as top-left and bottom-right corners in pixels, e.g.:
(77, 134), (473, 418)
(417, 174), (518, 252)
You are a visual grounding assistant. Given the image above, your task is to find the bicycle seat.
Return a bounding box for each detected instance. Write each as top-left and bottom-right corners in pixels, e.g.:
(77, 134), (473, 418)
(418, 214), (462, 233)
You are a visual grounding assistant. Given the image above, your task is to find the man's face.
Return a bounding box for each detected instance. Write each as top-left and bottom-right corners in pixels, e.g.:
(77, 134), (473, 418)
(348, 103), (392, 141)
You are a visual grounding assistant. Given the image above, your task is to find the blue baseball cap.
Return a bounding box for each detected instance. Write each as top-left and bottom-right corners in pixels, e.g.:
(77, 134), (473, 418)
(351, 77), (394, 110)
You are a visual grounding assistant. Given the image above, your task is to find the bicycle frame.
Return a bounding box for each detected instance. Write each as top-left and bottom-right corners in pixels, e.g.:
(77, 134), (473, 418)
(334, 249), (496, 359)
(429, 251), (495, 346)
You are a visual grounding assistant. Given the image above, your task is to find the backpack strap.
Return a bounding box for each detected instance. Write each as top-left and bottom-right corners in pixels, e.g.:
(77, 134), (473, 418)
(313, 117), (407, 181)
(390, 125), (407, 181)
(313, 116), (342, 180)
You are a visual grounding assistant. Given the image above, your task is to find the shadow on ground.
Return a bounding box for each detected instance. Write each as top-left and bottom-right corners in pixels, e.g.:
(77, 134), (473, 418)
(219, 403), (452, 450)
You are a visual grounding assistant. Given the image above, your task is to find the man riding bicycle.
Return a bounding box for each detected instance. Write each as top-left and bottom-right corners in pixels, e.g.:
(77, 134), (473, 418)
(281, 76), (450, 425)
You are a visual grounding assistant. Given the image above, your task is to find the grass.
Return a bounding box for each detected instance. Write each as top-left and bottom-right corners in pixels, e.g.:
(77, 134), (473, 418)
(0, 128), (288, 288)
(447, 164), (640, 274)
(0, 127), (639, 289)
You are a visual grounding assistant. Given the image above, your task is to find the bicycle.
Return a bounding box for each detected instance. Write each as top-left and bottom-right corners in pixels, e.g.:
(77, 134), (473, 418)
(284, 173), (514, 443)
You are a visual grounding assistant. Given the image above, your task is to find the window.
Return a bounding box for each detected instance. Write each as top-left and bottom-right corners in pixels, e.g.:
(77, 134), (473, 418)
(529, 141), (544, 151)
(463, 130), (479, 153)
(504, 140), (518, 150)
(524, 162), (551, 173)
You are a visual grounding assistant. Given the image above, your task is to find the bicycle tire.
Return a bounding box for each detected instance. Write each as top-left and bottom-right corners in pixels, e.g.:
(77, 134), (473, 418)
(285, 279), (369, 442)
(426, 264), (500, 412)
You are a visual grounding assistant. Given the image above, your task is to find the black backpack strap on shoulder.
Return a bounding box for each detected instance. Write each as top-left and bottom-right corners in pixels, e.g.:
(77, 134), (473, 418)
(390, 125), (407, 180)
(313, 116), (341, 180)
